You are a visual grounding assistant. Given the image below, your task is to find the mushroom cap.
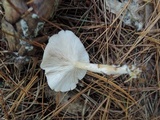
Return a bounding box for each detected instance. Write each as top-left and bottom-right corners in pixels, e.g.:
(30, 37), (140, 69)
(40, 30), (89, 92)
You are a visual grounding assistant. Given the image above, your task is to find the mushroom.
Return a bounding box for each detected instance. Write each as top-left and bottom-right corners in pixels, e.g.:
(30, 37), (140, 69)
(40, 30), (141, 92)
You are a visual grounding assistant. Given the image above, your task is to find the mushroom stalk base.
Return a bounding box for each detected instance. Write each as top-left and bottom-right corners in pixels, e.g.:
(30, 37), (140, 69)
(75, 62), (131, 75)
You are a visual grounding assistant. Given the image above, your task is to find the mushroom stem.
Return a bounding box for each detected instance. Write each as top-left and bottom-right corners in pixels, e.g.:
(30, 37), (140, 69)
(75, 62), (138, 77)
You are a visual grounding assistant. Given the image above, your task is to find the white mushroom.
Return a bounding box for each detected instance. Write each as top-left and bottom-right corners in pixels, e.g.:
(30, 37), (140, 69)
(40, 30), (141, 92)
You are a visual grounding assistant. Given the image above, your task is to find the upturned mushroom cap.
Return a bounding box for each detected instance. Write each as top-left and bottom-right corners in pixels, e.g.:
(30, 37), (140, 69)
(40, 30), (89, 92)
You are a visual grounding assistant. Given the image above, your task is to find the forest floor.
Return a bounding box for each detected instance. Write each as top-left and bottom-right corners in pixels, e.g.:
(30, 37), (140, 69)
(0, 0), (160, 119)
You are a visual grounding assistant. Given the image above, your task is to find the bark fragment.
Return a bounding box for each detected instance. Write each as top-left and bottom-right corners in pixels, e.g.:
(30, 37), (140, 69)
(1, 0), (61, 70)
